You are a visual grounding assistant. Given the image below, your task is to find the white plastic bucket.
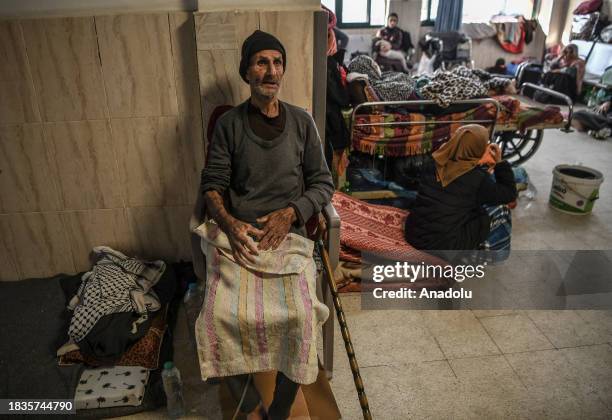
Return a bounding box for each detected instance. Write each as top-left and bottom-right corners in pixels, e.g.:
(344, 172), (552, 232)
(549, 165), (604, 215)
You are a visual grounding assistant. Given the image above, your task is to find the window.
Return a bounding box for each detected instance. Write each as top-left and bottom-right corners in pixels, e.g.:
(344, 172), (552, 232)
(463, 0), (534, 24)
(323, 0), (389, 28)
(420, 0), (535, 26)
(420, 0), (439, 26)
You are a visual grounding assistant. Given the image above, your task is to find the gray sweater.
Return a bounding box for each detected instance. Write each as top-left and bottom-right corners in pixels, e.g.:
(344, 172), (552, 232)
(201, 100), (334, 236)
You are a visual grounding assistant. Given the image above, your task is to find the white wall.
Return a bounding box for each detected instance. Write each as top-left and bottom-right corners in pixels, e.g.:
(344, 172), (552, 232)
(471, 24), (547, 69)
(389, 0), (422, 44)
(342, 28), (378, 63)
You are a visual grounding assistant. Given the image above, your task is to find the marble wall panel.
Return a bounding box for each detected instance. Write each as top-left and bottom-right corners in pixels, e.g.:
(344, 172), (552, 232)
(112, 117), (188, 207)
(61, 209), (133, 272)
(179, 115), (205, 203)
(0, 21), (40, 124)
(170, 12), (202, 117)
(0, 11), (232, 280)
(1, 212), (75, 279)
(197, 49), (249, 131)
(127, 206), (192, 262)
(21, 17), (107, 122)
(259, 11), (313, 111)
(96, 14), (179, 118)
(0, 216), (20, 281)
(194, 11), (259, 51)
(0, 124), (61, 213)
(45, 120), (123, 210)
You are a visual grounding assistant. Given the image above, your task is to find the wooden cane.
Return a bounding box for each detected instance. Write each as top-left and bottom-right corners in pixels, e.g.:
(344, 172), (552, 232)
(317, 240), (373, 420)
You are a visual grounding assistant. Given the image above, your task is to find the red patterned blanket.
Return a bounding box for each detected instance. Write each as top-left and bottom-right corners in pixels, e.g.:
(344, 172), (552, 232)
(332, 192), (445, 266)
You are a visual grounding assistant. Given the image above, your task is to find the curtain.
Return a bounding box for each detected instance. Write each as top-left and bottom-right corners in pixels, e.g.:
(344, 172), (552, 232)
(434, 0), (464, 32)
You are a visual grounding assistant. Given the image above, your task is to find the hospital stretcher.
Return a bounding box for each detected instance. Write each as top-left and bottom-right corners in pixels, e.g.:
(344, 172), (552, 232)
(340, 83), (574, 199)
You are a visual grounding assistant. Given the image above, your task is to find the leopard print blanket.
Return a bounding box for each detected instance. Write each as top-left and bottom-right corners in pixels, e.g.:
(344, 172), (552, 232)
(347, 55), (511, 107)
(418, 66), (511, 107)
(347, 55), (416, 102)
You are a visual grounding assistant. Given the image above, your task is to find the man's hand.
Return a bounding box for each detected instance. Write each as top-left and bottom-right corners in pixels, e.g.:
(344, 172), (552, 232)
(226, 220), (264, 267)
(204, 190), (265, 267)
(596, 102), (610, 114)
(316, 212), (328, 242)
(256, 207), (297, 251)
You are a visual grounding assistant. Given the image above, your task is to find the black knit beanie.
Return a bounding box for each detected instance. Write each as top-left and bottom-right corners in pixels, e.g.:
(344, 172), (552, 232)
(239, 30), (287, 83)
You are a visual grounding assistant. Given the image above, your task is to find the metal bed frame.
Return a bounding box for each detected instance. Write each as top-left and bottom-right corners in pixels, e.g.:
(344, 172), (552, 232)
(342, 88), (574, 199)
(492, 82), (573, 165)
(343, 98), (499, 199)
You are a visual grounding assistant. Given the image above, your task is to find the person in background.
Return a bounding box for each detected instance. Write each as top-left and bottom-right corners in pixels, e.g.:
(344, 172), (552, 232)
(486, 58), (508, 75)
(322, 3), (349, 64)
(549, 44), (586, 96)
(373, 13), (413, 73)
(572, 66), (612, 139)
(333, 27), (350, 64)
(376, 12), (404, 51)
(404, 125), (517, 254)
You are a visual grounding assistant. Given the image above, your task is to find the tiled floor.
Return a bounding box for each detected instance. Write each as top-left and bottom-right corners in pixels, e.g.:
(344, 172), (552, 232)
(122, 129), (612, 419)
(329, 128), (612, 419)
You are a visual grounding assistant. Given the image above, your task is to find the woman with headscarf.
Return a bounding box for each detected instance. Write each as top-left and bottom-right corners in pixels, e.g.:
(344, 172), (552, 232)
(538, 43), (586, 102)
(550, 44), (586, 94)
(404, 124), (517, 252)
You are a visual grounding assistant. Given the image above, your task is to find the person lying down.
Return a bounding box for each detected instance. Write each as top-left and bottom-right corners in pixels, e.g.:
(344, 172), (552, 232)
(404, 124), (518, 256)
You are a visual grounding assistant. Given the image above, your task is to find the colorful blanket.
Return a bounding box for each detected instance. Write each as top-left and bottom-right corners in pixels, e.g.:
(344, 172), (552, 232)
(351, 96), (563, 157)
(193, 222), (329, 385)
(508, 105), (564, 130)
(352, 102), (500, 156)
(332, 192), (445, 266)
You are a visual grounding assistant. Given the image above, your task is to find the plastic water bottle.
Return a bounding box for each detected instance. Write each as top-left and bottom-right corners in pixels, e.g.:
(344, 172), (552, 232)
(162, 361), (185, 418)
(184, 283), (204, 344)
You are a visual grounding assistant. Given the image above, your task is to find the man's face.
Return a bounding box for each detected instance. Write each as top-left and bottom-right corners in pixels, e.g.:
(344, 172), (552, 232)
(246, 50), (284, 100)
(388, 17), (398, 28)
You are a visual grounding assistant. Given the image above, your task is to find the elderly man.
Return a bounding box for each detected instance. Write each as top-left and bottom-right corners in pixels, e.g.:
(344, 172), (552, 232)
(199, 30), (334, 420)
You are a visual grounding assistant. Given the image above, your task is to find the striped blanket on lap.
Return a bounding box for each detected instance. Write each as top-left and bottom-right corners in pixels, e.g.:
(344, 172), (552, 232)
(193, 221), (329, 385)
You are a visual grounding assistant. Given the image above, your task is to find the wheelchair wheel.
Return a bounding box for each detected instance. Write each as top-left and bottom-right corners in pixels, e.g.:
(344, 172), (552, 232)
(493, 129), (543, 166)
